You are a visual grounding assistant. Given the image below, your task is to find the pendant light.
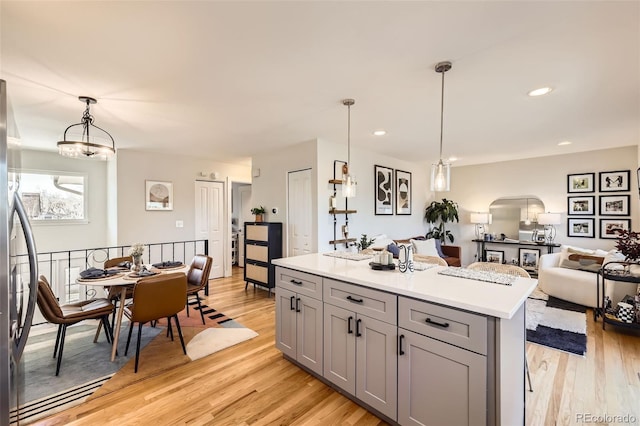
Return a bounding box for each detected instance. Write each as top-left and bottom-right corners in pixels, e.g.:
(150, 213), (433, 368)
(342, 98), (356, 198)
(430, 61), (452, 192)
(57, 96), (116, 160)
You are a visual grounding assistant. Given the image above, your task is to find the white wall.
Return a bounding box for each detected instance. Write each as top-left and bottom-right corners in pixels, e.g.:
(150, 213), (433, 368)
(115, 149), (251, 245)
(316, 139), (430, 253)
(445, 146), (639, 266)
(252, 139), (430, 256)
(20, 149), (109, 252)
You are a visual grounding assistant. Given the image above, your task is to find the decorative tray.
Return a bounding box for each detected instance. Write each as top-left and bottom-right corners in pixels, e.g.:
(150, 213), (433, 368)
(369, 262), (395, 271)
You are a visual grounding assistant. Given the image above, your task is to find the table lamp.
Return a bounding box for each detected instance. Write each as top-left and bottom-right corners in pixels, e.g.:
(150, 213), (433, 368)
(470, 213), (492, 239)
(537, 213), (562, 244)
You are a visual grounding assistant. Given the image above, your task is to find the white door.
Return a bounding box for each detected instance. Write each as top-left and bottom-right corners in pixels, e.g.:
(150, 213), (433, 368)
(195, 181), (224, 278)
(237, 185), (252, 266)
(287, 169), (313, 257)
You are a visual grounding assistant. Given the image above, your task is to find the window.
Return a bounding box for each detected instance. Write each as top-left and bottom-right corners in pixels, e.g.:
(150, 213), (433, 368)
(17, 171), (87, 222)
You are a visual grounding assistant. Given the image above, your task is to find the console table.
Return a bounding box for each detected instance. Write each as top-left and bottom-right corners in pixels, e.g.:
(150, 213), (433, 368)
(472, 239), (560, 262)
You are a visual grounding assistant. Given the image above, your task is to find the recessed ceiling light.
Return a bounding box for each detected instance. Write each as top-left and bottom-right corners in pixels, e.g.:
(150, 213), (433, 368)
(527, 87), (553, 97)
(373, 130), (386, 136)
(558, 140), (572, 146)
(447, 156), (458, 162)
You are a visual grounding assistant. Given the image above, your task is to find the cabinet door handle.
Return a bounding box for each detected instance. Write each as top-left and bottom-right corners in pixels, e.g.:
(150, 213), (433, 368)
(290, 279), (303, 286)
(356, 318), (362, 337)
(348, 316), (354, 334)
(290, 295), (295, 311)
(347, 295), (363, 304)
(399, 334), (405, 355)
(426, 318), (450, 328)
(295, 297), (301, 313)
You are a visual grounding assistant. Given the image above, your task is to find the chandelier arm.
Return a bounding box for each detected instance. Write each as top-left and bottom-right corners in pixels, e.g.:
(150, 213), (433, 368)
(90, 123), (116, 149)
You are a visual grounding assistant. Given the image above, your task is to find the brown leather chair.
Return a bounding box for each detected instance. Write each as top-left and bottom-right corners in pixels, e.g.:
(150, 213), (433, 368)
(36, 276), (114, 376)
(124, 272), (188, 373)
(103, 256), (134, 330)
(186, 254), (213, 324)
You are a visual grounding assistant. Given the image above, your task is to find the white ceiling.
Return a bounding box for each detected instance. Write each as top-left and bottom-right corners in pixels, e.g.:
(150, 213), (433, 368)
(1, 1), (638, 167)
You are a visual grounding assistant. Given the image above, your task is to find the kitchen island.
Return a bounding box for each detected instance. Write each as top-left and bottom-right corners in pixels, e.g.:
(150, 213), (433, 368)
(273, 253), (537, 426)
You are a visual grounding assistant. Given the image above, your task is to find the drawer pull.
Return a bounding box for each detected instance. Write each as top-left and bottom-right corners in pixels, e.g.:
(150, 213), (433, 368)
(346, 295), (364, 304)
(290, 296), (295, 311)
(348, 316), (354, 334)
(399, 334), (405, 355)
(426, 318), (450, 328)
(290, 279), (303, 286)
(356, 318), (362, 337)
(295, 297), (301, 313)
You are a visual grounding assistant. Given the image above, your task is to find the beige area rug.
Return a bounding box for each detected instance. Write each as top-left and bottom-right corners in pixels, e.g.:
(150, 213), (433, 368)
(187, 327), (259, 361)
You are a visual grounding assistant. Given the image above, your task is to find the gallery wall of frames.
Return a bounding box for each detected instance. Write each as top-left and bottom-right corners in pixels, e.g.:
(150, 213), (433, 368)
(567, 170), (631, 239)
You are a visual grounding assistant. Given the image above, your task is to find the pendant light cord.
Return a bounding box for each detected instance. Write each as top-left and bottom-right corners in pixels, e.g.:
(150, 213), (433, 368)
(347, 103), (351, 166)
(439, 70), (445, 161)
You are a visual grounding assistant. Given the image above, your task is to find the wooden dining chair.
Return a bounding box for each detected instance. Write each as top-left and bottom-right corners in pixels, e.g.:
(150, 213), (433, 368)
(124, 272), (188, 373)
(36, 275), (115, 376)
(186, 254), (213, 324)
(466, 262), (534, 392)
(102, 255), (134, 333)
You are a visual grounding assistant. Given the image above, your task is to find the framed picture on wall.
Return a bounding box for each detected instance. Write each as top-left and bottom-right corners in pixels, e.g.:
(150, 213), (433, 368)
(567, 173), (595, 193)
(567, 218), (595, 238)
(484, 250), (504, 264)
(374, 165), (393, 215)
(567, 196), (595, 216)
(518, 248), (541, 272)
(599, 195), (630, 216)
(395, 169), (411, 215)
(145, 180), (173, 211)
(600, 218), (631, 239)
(599, 170), (630, 192)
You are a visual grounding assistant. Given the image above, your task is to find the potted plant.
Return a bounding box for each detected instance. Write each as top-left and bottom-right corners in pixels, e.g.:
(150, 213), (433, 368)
(357, 234), (375, 251)
(424, 198), (459, 243)
(251, 206), (266, 222)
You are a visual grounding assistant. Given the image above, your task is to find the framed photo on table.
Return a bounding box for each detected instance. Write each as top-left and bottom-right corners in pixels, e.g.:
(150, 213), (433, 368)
(374, 165), (393, 215)
(599, 194), (630, 216)
(484, 250), (504, 264)
(395, 169), (411, 215)
(145, 180), (173, 211)
(567, 218), (595, 238)
(599, 170), (630, 192)
(567, 196), (595, 216)
(519, 248), (541, 272)
(567, 173), (595, 193)
(600, 218), (631, 239)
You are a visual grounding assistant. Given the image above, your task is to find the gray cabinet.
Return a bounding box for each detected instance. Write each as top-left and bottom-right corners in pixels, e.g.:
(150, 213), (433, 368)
(398, 297), (487, 426)
(323, 282), (397, 421)
(244, 222), (282, 295)
(275, 268), (323, 375)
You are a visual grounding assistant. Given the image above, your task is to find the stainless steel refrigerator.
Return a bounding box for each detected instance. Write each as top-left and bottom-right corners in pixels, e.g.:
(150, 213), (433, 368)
(1, 79), (39, 426)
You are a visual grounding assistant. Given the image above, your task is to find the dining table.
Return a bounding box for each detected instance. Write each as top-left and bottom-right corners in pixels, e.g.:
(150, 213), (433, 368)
(77, 263), (190, 361)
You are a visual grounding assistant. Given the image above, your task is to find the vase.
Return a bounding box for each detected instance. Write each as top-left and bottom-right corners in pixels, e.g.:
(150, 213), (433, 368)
(255, 214), (263, 223)
(131, 255), (143, 273)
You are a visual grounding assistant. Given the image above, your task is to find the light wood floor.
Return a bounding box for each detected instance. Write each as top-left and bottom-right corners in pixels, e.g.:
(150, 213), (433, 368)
(36, 267), (640, 426)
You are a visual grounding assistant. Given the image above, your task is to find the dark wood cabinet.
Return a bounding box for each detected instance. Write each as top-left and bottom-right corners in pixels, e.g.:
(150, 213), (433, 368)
(244, 222), (283, 296)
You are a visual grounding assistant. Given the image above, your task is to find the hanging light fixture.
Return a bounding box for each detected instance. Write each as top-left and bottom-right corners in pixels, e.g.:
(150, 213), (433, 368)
(57, 96), (116, 160)
(430, 61), (452, 192)
(342, 98), (356, 198)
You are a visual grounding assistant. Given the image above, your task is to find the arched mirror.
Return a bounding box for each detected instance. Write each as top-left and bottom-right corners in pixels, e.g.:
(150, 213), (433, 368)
(489, 197), (545, 241)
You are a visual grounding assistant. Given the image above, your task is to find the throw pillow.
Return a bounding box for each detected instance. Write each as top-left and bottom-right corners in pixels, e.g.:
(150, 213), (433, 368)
(559, 259), (601, 273)
(603, 250), (626, 270)
(387, 243), (400, 258)
(370, 236), (395, 250)
(567, 253), (604, 264)
(410, 238), (440, 257)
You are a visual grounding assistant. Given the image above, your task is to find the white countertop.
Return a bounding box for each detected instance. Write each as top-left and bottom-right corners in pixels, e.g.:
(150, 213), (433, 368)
(273, 253), (537, 319)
